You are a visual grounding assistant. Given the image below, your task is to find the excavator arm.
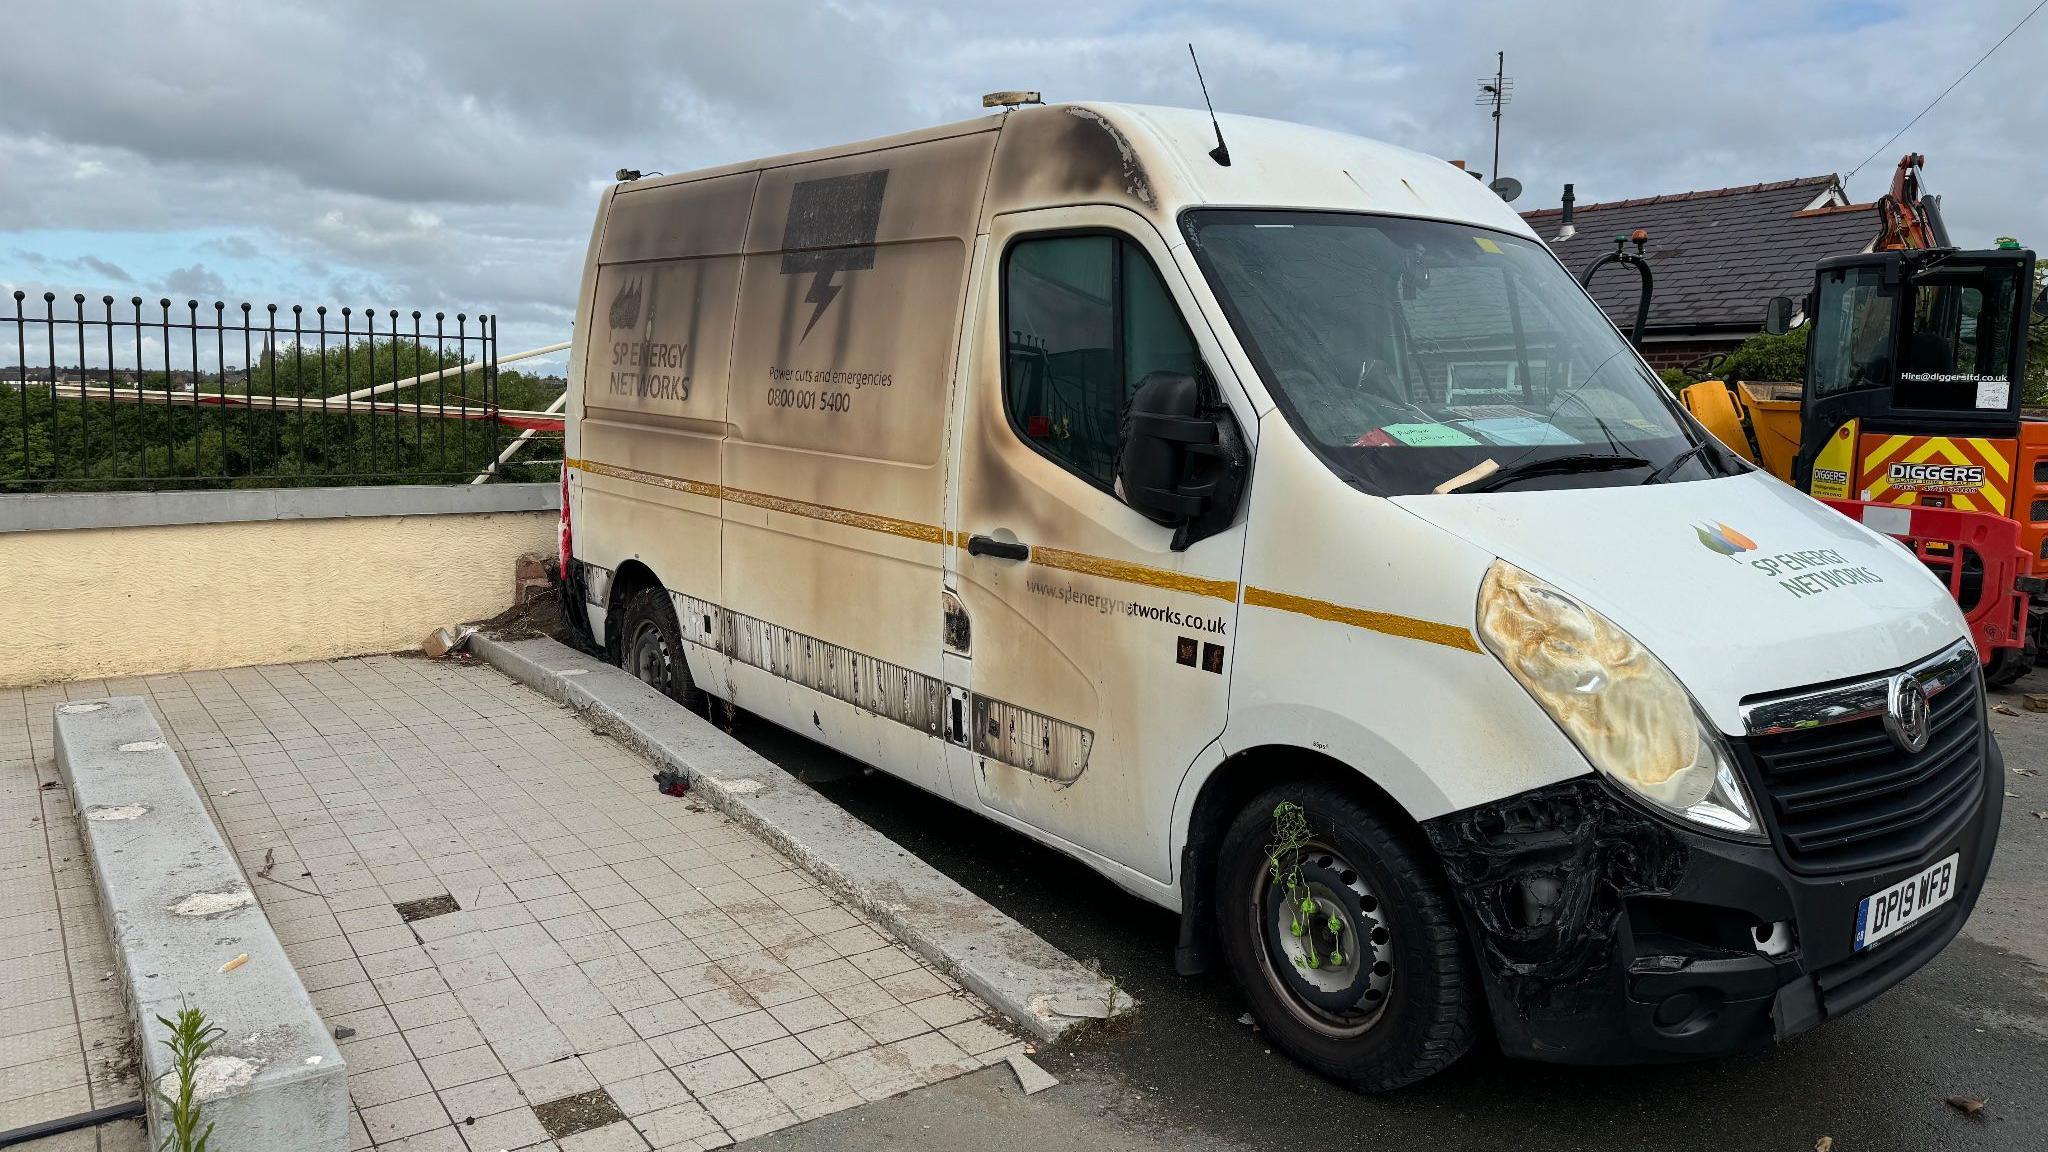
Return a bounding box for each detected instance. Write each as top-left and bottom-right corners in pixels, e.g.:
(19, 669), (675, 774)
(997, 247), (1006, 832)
(1873, 152), (1952, 251)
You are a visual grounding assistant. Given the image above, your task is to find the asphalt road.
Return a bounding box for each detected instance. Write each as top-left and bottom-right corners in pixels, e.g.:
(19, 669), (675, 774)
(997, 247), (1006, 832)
(730, 667), (2048, 1152)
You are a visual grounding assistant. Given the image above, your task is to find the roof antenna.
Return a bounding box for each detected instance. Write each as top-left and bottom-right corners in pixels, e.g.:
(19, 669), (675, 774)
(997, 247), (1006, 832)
(1187, 44), (1231, 167)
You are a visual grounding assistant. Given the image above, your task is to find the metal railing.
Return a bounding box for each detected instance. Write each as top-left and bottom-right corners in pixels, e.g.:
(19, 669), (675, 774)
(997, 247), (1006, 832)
(4, 291), (566, 491)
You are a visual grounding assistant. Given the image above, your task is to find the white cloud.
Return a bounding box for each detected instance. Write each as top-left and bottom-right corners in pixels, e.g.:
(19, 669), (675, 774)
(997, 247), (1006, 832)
(163, 263), (227, 299)
(1, 0), (2042, 368)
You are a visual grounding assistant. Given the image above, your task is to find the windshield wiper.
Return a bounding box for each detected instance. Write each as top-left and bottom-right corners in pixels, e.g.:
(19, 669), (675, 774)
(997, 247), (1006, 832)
(1640, 442), (1709, 485)
(1450, 452), (1651, 493)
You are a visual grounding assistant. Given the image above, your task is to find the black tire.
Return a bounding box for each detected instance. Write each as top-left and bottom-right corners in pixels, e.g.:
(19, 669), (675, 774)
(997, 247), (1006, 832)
(1217, 780), (1478, 1092)
(617, 585), (701, 707)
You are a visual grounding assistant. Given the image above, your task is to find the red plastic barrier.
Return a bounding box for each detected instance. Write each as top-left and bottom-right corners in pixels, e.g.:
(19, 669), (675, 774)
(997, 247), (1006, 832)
(1821, 498), (2031, 660)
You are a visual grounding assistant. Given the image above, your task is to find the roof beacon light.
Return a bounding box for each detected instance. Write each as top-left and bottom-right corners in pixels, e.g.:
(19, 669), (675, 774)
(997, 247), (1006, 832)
(983, 91), (1043, 109)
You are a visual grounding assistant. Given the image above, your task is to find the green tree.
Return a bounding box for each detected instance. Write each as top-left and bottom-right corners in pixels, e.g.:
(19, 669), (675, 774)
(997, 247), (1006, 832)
(1656, 365), (1698, 394)
(1717, 326), (1810, 385)
(2, 336), (562, 492)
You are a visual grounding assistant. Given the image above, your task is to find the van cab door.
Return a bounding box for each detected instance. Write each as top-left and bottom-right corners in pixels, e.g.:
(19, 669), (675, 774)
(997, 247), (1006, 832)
(946, 205), (1249, 883)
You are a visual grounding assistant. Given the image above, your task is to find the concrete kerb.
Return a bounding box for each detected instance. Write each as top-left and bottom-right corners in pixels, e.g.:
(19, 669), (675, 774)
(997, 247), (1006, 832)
(464, 633), (1134, 1042)
(53, 697), (347, 1151)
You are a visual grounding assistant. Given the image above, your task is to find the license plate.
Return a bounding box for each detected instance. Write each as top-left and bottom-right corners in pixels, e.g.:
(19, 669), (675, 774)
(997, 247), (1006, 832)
(1854, 853), (1959, 951)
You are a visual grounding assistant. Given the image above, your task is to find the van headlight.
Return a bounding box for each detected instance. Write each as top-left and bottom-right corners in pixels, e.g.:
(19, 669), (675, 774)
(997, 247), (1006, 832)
(1477, 561), (1761, 838)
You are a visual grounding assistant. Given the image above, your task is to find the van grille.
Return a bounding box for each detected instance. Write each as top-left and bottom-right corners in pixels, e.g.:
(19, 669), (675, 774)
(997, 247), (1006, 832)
(1745, 673), (1984, 876)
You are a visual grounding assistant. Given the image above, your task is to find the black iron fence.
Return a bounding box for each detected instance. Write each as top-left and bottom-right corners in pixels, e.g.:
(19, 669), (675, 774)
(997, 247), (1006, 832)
(4, 290), (565, 492)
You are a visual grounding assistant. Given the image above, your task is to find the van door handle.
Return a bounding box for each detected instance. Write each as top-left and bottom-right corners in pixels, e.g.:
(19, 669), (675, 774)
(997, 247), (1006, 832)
(967, 534), (1030, 561)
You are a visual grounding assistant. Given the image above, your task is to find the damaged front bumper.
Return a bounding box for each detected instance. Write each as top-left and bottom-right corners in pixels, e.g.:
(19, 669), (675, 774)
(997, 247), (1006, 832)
(1421, 735), (2003, 1064)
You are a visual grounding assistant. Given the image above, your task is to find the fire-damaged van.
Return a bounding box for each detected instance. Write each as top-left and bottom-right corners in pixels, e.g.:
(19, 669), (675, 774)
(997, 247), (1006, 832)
(558, 101), (2004, 1090)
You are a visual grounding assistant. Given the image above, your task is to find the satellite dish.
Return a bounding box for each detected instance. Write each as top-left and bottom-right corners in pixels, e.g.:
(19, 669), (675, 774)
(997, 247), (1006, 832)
(1489, 177), (1523, 203)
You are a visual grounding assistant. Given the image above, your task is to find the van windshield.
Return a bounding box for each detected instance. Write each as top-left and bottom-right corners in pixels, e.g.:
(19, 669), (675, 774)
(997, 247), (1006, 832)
(1182, 210), (1720, 496)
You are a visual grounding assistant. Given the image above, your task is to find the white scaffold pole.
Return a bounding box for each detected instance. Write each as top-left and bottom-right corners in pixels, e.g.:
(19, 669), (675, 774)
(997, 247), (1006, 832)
(472, 391), (569, 484)
(337, 340), (570, 402)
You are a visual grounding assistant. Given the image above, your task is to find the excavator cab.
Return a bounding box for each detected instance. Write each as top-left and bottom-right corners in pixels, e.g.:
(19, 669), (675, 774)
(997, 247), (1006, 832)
(1792, 247), (2035, 503)
(1782, 244), (2048, 682)
(1676, 154), (2048, 681)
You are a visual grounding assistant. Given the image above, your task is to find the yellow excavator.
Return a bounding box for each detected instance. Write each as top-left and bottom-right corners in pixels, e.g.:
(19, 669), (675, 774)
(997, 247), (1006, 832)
(1678, 155), (2047, 686)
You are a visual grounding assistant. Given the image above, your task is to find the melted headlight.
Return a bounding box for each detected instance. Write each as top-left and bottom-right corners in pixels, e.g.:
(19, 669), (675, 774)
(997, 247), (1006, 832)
(1477, 561), (1760, 838)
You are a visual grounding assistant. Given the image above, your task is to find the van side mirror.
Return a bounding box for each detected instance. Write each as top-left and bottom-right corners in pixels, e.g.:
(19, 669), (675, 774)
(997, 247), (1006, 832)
(1116, 371), (1247, 551)
(2033, 283), (2048, 324)
(1763, 295), (1795, 336)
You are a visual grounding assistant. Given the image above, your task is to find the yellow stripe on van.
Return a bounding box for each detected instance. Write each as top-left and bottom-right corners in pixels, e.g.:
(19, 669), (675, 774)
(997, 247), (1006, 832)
(572, 457), (723, 500)
(1026, 546), (1239, 602)
(720, 486), (953, 546)
(567, 457), (1482, 653)
(1243, 586), (1485, 653)
(571, 457), (945, 544)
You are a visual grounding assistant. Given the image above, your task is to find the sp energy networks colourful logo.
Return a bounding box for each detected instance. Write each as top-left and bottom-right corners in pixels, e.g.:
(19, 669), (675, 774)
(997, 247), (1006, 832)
(1694, 521), (1757, 557)
(1702, 520), (1889, 600)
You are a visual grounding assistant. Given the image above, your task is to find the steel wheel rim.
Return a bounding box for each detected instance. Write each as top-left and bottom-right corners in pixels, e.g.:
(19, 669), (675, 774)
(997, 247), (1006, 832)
(628, 621), (669, 690)
(1251, 838), (1396, 1037)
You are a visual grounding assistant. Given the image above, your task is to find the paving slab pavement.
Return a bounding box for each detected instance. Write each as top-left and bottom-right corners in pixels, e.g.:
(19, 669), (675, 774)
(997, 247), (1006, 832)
(9, 656), (1029, 1150)
(463, 634), (1132, 1044)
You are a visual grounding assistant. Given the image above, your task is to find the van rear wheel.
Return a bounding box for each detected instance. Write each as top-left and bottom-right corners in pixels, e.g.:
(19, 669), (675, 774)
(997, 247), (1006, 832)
(1217, 781), (1478, 1092)
(618, 586), (700, 707)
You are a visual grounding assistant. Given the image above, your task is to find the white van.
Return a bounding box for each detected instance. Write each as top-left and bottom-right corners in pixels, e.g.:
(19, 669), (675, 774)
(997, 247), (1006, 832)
(558, 102), (2002, 1089)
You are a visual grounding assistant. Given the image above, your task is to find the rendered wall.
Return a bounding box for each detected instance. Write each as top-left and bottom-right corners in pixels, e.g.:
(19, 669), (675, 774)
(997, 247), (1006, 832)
(0, 486), (555, 686)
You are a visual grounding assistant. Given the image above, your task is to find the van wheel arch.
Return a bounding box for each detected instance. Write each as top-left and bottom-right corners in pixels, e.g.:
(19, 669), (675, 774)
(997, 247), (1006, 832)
(604, 559), (663, 662)
(1175, 747), (1428, 978)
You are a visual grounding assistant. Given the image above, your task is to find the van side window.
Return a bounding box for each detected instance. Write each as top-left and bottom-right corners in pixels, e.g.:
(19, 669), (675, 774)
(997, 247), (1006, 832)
(1004, 234), (1199, 489)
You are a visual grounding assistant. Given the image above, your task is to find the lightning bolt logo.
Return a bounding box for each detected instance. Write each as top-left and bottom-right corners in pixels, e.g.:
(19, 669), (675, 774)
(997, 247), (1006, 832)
(801, 270), (840, 341)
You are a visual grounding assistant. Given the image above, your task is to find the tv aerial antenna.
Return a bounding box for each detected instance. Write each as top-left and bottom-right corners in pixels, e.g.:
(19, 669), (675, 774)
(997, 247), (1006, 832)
(1474, 51), (1513, 191)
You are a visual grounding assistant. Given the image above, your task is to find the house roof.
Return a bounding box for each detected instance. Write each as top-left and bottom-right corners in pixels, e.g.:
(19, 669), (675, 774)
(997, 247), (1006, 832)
(1521, 175), (1878, 336)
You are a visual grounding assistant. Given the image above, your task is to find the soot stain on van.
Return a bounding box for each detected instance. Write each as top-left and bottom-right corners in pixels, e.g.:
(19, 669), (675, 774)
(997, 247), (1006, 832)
(1425, 777), (1687, 1004)
(1064, 107), (1154, 206)
(992, 105), (1155, 211)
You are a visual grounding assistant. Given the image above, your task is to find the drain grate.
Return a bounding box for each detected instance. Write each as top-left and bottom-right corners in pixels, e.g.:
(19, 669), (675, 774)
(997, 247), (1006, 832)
(393, 894), (460, 923)
(533, 1088), (627, 1140)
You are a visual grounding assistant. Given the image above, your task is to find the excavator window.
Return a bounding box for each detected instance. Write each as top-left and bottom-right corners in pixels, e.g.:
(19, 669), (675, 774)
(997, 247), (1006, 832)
(1893, 262), (2022, 411)
(1808, 256), (2027, 414)
(1809, 265), (1896, 399)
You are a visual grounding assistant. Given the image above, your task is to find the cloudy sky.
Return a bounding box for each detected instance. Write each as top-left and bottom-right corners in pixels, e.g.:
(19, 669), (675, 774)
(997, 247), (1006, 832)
(3, 0), (2042, 371)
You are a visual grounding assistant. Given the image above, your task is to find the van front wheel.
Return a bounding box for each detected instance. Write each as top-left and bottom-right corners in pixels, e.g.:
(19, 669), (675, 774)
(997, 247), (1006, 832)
(618, 585), (700, 707)
(1217, 781), (1478, 1092)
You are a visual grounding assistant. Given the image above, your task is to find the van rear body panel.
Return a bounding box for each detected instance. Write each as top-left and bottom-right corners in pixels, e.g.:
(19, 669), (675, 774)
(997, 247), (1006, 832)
(719, 129), (996, 794)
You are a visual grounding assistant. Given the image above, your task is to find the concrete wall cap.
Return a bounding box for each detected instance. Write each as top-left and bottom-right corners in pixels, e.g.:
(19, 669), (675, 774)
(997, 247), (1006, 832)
(0, 481), (558, 534)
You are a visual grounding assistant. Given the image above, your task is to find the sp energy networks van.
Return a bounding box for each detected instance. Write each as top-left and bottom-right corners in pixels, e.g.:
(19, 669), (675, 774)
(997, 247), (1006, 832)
(559, 103), (2004, 1090)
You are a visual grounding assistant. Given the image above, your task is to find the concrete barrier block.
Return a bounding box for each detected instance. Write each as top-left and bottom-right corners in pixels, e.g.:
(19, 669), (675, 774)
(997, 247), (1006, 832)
(54, 696), (347, 1152)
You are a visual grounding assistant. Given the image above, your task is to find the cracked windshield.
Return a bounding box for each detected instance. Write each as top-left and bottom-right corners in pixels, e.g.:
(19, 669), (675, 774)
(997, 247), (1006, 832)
(1185, 210), (1713, 495)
